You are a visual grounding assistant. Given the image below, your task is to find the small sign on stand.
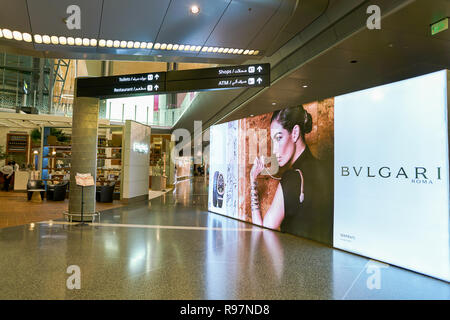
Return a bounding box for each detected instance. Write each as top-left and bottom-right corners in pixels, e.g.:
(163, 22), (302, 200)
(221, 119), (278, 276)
(75, 173), (95, 226)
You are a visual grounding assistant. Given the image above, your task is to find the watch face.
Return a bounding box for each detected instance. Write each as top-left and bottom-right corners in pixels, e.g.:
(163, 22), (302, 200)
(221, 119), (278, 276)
(217, 173), (224, 195)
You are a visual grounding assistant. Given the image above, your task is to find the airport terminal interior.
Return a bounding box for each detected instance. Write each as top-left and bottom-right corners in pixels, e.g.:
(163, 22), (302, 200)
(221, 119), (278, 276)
(0, 0), (449, 300)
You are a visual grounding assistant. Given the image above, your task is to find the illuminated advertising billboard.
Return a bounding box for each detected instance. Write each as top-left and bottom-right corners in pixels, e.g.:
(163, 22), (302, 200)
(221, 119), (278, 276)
(208, 69), (450, 281)
(334, 70), (449, 282)
(208, 100), (334, 245)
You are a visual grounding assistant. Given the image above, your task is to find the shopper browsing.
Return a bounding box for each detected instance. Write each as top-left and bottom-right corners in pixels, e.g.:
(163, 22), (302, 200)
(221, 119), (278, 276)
(0, 161), (15, 191)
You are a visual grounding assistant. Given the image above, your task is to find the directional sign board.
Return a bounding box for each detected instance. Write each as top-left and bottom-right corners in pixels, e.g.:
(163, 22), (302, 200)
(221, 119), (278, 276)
(166, 63), (270, 93)
(76, 64), (270, 98)
(77, 72), (165, 97)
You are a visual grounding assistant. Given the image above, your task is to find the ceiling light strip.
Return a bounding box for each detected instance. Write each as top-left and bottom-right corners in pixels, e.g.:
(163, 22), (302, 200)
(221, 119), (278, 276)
(0, 28), (262, 55)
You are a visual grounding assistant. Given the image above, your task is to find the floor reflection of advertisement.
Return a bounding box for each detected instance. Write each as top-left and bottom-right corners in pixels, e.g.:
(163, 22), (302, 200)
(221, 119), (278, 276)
(334, 70), (450, 282)
(208, 101), (334, 245)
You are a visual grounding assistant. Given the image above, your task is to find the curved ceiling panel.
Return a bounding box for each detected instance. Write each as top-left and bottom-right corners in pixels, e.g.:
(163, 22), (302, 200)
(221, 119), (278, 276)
(155, 0), (231, 46)
(0, 0), (313, 62)
(265, 0), (329, 56)
(99, 0), (171, 42)
(27, 0), (103, 38)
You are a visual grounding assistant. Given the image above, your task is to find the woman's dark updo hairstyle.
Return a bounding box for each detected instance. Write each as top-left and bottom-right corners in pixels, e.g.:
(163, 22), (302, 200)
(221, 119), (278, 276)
(270, 105), (312, 140)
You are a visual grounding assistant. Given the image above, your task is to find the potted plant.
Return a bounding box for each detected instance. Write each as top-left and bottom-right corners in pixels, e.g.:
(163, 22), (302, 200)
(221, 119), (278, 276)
(30, 128), (41, 146)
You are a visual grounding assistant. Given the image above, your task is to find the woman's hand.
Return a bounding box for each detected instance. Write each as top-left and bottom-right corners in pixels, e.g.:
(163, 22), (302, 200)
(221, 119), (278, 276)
(250, 156), (265, 182)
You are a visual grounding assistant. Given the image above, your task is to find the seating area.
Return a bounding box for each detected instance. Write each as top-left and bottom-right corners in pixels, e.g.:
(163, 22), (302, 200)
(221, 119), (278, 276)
(96, 181), (116, 203)
(26, 180), (116, 202)
(46, 181), (69, 201)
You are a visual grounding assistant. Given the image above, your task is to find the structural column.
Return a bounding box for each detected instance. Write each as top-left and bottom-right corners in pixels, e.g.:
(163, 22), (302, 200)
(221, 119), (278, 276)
(69, 94), (99, 221)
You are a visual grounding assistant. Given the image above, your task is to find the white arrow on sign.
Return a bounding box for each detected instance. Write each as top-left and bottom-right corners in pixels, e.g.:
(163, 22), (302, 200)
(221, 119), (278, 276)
(154, 84), (159, 90)
(257, 66), (263, 72)
(155, 74), (159, 80)
(256, 77), (263, 84)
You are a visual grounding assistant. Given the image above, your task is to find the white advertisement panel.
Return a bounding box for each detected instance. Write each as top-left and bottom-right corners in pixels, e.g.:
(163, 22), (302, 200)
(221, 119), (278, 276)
(208, 121), (239, 217)
(334, 70), (450, 281)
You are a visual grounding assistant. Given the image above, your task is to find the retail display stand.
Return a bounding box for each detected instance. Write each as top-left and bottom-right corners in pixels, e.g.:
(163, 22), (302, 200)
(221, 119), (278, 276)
(75, 173), (95, 226)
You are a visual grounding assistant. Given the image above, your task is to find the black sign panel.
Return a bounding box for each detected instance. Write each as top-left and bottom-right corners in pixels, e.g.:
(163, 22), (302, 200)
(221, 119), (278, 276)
(167, 74), (270, 92)
(77, 81), (166, 98)
(166, 63), (269, 81)
(76, 63), (270, 98)
(77, 72), (165, 88)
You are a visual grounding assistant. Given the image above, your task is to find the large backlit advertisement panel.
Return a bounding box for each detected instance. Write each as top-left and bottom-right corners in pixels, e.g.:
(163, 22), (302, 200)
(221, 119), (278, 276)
(208, 101), (334, 244)
(334, 70), (450, 282)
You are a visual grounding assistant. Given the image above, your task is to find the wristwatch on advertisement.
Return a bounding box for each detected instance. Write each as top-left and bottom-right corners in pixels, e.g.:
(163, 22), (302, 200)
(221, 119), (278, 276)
(213, 171), (224, 208)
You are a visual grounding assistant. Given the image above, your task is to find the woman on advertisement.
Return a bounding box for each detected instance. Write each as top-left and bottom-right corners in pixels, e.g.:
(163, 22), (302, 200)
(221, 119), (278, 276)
(250, 105), (332, 243)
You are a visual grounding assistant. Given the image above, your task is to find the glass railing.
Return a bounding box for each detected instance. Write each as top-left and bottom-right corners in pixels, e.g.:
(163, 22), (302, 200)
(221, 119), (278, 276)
(101, 92), (198, 127)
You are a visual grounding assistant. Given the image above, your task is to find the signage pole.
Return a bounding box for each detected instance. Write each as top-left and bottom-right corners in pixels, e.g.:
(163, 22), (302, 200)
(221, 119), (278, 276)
(76, 185), (88, 226)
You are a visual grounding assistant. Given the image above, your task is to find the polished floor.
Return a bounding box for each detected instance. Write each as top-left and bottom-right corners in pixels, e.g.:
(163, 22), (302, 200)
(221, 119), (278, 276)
(0, 177), (448, 299)
(0, 191), (124, 229)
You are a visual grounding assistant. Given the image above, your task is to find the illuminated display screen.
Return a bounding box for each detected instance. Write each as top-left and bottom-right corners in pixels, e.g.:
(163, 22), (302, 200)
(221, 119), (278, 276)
(333, 70), (449, 282)
(208, 69), (450, 281)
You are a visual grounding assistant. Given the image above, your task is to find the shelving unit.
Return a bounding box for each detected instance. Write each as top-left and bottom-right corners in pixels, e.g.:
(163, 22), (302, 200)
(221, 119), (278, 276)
(7, 134), (29, 153)
(37, 126), (124, 199)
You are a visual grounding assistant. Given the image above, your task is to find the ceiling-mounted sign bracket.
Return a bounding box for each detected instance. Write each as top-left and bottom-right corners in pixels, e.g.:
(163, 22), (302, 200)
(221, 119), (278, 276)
(76, 63), (270, 99)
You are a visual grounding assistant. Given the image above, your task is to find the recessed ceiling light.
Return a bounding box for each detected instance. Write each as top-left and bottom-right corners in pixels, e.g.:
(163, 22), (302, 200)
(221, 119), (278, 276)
(2, 29), (12, 39)
(59, 36), (67, 45)
(23, 33), (32, 42)
(34, 34), (42, 43)
(43, 35), (51, 44)
(13, 31), (23, 41)
(190, 5), (200, 14)
(51, 36), (59, 45)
